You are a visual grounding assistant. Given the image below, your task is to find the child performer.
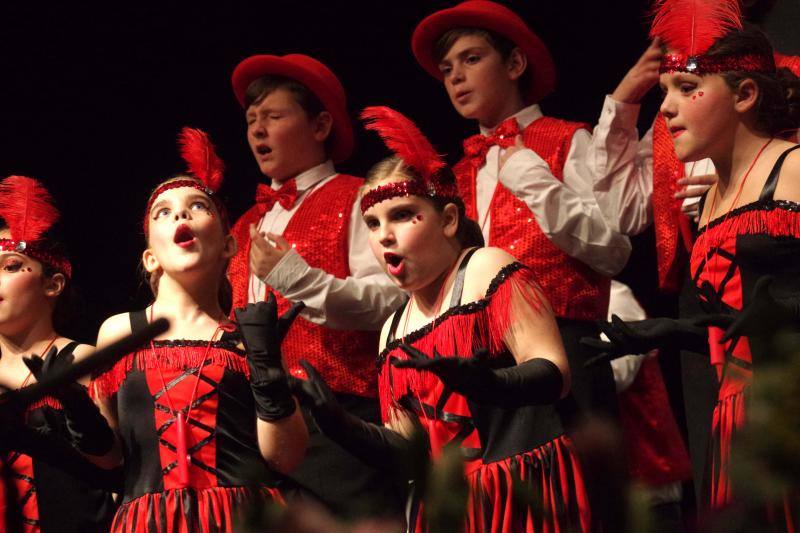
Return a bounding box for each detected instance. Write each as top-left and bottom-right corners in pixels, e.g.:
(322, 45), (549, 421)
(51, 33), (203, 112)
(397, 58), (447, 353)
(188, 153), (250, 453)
(294, 106), (591, 533)
(229, 54), (406, 517)
(91, 129), (308, 532)
(411, 0), (631, 423)
(0, 176), (116, 532)
(603, 0), (800, 521)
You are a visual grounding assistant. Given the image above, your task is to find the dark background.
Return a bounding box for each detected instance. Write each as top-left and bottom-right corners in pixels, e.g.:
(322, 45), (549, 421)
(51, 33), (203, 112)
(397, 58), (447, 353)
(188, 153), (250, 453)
(1, 0), (798, 343)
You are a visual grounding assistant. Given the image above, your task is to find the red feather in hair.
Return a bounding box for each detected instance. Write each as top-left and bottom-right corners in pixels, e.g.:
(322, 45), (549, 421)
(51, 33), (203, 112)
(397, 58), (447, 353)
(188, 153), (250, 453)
(650, 0), (742, 57)
(178, 127), (225, 193)
(0, 176), (60, 242)
(361, 106), (445, 181)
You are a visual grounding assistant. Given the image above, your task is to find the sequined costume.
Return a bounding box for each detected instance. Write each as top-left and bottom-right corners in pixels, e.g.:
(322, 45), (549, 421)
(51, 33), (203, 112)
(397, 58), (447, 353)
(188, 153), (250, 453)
(454, 117), (619, 426)
(0, 343), (116, 533)
(690, 145), (800, 513)
(381, 251), (590, 533)
(91, 311), (284, 533)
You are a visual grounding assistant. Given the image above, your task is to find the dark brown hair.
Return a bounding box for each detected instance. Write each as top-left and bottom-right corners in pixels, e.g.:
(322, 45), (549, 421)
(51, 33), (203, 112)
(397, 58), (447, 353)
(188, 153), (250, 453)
(707, 25), (800, 136)
(433, 27), (531, 102)
(244, 75), (325, 118)
(363, 156), (485, 249)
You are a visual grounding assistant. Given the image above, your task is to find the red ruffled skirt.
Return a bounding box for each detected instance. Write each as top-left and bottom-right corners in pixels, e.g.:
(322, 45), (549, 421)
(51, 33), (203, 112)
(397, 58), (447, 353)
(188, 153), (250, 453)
(110, 485), (284, 533)
(462, 435), (590, 533)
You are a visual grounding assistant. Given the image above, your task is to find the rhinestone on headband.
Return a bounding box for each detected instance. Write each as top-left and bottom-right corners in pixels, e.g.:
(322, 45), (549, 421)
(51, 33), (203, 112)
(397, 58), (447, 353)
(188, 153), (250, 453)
(660, 53), (775, 75)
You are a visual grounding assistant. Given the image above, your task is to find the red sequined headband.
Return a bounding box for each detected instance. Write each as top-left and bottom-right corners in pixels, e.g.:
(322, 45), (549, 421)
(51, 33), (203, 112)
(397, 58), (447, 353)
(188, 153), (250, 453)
(360, 179), (458, 214)
(660, 52), (775, 74)
(0, 239), (73, 279)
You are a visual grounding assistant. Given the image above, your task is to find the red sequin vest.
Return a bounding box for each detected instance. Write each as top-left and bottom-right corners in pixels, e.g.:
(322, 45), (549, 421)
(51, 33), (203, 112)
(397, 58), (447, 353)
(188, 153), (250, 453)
(454, 117), (610, 320)
(228, 175), (378, 397)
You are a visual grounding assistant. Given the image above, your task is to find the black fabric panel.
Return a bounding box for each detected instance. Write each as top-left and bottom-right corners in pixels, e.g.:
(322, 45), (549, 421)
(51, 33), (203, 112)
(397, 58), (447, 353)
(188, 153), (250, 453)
(285, 393), (406, 520)
(214, 369), (276, 487)
(117, 369), (164, 502)
(469, 353), (565, 463)
(555, 318), (619, 430)
(678, 270), (718, 507)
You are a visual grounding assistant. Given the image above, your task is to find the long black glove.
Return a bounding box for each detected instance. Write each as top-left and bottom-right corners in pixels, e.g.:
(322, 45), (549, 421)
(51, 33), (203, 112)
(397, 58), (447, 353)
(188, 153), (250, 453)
(290, 359), (423, 477)
(722, 276), (800, 343)
(580, 314), (729, 367)
(393, 344), (563, 408)
(234, 294), (304, 422)
(23, 346), (114, 456)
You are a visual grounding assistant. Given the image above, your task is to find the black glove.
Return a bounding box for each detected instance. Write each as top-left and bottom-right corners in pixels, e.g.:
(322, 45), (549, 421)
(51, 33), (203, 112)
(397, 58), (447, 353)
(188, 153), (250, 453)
(234, 294), (304, 422)
(581, 314), (727, 367)
(290, 359), (423, 477)
(722, 276), (800, 343)
(23, 346), (114, 456)
(393, 344), (563, 408)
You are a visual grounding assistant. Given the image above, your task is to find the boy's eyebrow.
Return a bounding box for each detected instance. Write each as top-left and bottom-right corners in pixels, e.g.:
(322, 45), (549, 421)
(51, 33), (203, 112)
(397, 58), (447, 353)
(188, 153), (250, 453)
(439, 45), (490, 65)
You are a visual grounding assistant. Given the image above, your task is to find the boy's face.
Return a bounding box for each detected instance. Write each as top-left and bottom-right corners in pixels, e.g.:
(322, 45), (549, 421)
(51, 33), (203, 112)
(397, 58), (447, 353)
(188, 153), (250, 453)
(438, 34), (524, 128)
(246, 87), (327, 182)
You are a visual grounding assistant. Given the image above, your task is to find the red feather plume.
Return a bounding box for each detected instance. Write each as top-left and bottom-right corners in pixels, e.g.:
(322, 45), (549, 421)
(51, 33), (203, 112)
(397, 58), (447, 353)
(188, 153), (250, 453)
(650, 0), (742, 57)
(178, 127), (225, 193)
(0, 176), (60, 242)
(361, 106), (445, 180)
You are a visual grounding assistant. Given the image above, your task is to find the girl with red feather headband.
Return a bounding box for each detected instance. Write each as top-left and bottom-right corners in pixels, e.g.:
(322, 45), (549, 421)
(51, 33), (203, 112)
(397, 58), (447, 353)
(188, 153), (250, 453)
(0, 176), (116, 531)
(291, 106), (591, 533)
(90, 128), (308, 532)
(596, 0), (800, 523)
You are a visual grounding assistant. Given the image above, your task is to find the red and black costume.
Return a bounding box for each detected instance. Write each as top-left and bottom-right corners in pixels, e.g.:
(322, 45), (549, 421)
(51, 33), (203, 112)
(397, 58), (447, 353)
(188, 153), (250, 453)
(1, 345), (116, 533)
(691, 145), (800, 511)
(382, 250), (591, 533)
(92, 311), (284, 532)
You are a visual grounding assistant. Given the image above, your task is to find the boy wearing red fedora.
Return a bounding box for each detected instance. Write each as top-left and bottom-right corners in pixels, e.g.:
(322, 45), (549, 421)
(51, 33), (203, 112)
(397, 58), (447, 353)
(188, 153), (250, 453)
(412, 0), (630, 426)
(229, 53), (405, 519)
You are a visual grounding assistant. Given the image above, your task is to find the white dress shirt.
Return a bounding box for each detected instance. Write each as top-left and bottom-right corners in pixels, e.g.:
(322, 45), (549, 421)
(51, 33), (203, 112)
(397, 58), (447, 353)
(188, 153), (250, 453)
(587, 96), (716, 236)
(248, 160), (406, 331)
(477, 104), (632, 277)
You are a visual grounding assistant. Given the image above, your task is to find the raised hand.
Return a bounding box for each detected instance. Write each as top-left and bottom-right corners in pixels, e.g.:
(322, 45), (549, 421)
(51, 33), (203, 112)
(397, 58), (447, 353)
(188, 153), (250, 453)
(23, 345), (114, 456)
(611, 38), (663, 104)
(234, 294), (304, 421)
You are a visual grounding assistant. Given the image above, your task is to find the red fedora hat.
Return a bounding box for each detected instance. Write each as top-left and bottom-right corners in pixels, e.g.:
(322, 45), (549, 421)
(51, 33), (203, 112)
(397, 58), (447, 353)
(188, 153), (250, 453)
(231, 54), (354, 163)
(412, 0), (556, 103)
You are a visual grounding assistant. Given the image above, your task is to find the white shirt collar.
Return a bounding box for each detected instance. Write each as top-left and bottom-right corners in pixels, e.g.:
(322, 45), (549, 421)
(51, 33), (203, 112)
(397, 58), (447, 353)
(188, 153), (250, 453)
(272, 160), (336, 191)
(479, 104), (543, 136)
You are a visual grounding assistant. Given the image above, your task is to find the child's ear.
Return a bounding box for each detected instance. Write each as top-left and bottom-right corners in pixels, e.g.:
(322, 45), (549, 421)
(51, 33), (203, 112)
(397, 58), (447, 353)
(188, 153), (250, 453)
(442, 203), (460, 238)
(506, 47), (528, 82)
(42, 273), (66, 298)
(142, 248), (161, 274)
(313, 111), (334, 143)
(221, 234), (238, 260)
(734, 78), (759, 115)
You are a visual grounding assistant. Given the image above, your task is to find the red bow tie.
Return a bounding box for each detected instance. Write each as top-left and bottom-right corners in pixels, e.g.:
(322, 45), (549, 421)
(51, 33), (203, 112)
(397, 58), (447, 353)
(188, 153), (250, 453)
(256, 180), (298, 215)
(463, 118), (521, 166)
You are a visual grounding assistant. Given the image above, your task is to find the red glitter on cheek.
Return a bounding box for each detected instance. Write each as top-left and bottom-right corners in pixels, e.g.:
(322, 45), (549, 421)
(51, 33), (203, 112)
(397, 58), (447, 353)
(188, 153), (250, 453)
(698, 91), (704, 97)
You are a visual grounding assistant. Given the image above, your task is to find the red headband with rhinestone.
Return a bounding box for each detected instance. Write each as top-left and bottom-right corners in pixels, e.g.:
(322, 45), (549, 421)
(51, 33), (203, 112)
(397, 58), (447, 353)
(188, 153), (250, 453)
(359, 106), (458, 213)
(650, 0), (772, 75)
(0, 176), (72, 278)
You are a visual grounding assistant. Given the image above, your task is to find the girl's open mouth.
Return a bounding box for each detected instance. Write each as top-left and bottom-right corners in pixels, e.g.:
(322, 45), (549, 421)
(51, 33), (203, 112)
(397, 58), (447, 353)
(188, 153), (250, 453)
(173, 224), (196, 248)
(384, 252), (405, 276)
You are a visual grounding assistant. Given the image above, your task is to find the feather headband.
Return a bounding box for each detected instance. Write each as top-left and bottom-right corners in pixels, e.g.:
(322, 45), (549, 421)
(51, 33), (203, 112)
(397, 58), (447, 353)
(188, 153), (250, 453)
(0, 176), (72, 278)
(143, 127), (228, 233)
(360, 106), (457, 213)
(650, 0), (773, 74)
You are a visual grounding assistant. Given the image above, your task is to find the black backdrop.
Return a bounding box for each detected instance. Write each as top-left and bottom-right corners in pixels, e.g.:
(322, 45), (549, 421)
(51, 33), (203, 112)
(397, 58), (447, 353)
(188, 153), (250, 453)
(1, 0), (797, 343)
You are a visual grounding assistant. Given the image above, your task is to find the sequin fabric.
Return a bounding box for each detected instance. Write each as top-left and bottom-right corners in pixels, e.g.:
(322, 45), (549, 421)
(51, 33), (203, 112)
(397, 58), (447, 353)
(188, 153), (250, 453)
(228, 175), (379, 397)
(454, 117), (610, 320)
(660, 53), (775, 74)
(651, 114), (689, 291)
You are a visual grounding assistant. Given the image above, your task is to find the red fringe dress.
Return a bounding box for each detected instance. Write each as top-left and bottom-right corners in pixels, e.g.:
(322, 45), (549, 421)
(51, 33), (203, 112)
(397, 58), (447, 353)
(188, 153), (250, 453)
(91, 311), (284, 533)
(380, 257), (591, 533)
(690, 145), (800, 519)
(0, 344), (116, 533)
